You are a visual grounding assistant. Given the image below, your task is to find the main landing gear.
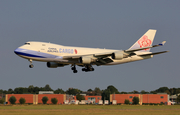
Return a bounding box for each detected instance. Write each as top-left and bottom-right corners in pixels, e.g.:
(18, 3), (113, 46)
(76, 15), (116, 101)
(29, 59), (34, 68)
(71, 64), (78, 73)
(71, 64), (95, 73)
(82, 65), (94, 72)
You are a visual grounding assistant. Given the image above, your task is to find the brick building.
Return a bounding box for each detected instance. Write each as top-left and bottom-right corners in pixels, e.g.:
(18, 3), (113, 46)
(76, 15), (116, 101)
(6, 94), (168, 105)
(110, 94), (168, 105)
(6, 94), (34, 104)
(38, 94), (65, 104)
(5, 94), (102, 104)
(6, 94), (65, 104)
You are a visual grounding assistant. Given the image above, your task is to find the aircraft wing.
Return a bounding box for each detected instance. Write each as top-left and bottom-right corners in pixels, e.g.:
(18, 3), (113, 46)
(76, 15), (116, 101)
(95, 58), (113, 65)
(62, 52), (114, 65)
(125, 41), (166, 52)
(62, 52), (112, 60)
(63, 55), (86, 59)
(93, 53), (114, 65)
(61, 41), (167, 65)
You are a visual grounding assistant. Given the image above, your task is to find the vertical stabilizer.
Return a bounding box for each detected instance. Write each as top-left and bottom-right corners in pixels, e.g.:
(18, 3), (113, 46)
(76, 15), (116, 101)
(128, 29), (157, 52)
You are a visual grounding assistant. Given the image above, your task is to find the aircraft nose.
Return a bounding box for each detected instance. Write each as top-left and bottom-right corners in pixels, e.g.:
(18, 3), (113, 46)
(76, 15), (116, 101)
(14, 48), (21, 55)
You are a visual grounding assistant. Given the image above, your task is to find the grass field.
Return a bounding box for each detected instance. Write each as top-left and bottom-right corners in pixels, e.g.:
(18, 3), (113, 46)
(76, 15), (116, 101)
(0, 105), (180, 115)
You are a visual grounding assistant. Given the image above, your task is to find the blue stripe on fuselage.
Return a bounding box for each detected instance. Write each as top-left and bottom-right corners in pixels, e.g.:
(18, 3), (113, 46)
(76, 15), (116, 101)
(14, 48), (58, 58)
(14, 51), (46, 58)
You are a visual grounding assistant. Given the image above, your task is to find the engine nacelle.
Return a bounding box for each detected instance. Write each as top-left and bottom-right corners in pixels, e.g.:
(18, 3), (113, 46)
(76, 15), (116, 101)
(79, 57), (92, 64)
(47, 62), (64, 68)
(111, 51), (124, 60)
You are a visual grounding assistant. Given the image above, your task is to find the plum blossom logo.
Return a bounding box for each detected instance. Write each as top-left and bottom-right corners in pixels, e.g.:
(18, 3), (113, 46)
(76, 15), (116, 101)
(138, 35), (151, 51)
(74, 49), (78, 54)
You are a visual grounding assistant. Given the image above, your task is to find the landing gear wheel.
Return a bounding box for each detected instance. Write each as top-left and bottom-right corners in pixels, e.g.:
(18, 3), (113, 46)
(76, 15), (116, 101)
(71, 64), (78, 73)
(73, 70), (78, 73)
(71, 67), (75, 70)
(29, 64), (34, 68)
(82, 65), (94, 72)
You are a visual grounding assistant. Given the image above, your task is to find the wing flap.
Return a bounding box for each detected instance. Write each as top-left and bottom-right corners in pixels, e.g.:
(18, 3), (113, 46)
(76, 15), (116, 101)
(95, 58), (113, 65)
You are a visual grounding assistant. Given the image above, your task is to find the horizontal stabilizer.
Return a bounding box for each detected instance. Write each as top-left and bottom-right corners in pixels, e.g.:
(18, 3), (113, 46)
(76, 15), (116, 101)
(138, 51), (169, 56)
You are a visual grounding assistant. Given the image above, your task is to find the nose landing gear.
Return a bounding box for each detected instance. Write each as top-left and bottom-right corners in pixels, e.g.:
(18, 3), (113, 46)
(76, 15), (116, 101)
(29, 59), (34, 68)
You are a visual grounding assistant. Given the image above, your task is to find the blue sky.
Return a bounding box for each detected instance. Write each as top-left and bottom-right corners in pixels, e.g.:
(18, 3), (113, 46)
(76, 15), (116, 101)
(0, 0), (179, 92)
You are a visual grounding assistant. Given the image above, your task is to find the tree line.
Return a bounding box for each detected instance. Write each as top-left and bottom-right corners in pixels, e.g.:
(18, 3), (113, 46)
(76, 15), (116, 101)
(0, 85), (180, 96)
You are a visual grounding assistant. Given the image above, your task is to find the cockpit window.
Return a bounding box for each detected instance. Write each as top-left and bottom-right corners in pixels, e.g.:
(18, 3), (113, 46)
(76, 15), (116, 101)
(24, 43), (30, 45)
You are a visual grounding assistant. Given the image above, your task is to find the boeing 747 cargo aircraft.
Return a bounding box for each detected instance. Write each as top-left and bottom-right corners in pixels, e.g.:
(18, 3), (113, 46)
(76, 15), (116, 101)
(14, 29), (168, 73)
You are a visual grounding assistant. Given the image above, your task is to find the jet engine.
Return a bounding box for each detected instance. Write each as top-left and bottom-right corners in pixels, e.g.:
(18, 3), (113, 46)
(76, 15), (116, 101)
(111, 51), (125, 60)
(47, 62), (64, 68)
(79, 57), (93, 64)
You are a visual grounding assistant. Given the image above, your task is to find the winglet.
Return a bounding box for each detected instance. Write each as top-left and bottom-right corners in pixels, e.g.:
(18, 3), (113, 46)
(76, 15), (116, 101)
(158, 41), (166, 46)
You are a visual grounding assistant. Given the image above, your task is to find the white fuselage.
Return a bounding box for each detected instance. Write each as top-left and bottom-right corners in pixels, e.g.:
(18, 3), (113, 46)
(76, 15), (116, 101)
(14, 41), (152, 66)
